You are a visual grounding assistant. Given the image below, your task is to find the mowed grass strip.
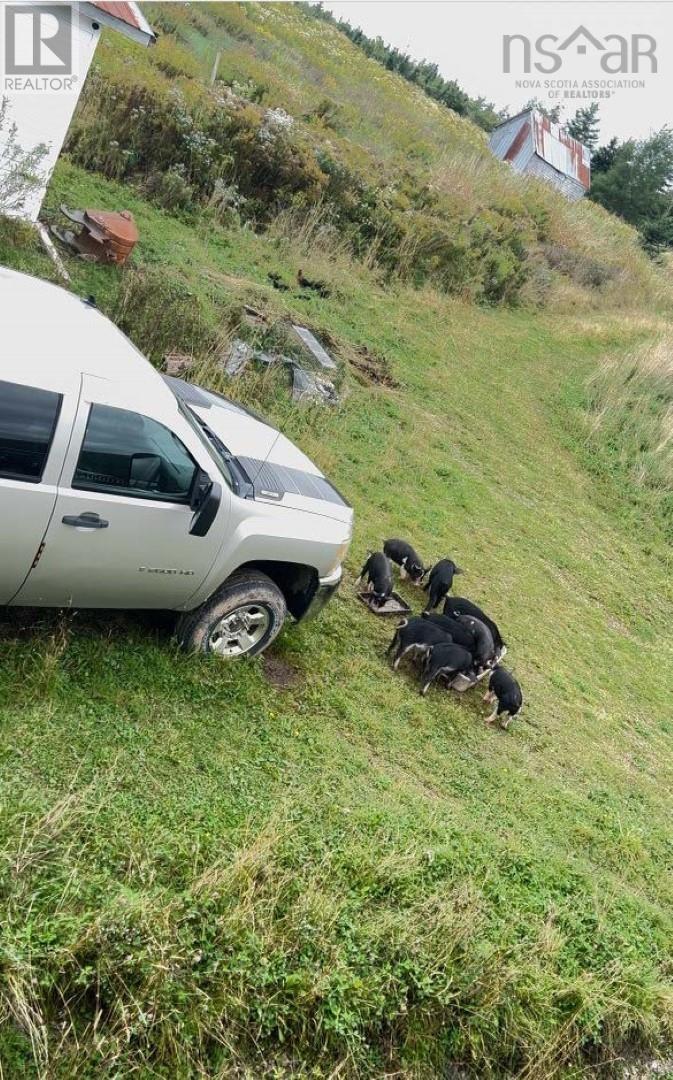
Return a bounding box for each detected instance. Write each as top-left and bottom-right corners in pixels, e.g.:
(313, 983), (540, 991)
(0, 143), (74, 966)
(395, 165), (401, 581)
(1, 167), (673, 1076)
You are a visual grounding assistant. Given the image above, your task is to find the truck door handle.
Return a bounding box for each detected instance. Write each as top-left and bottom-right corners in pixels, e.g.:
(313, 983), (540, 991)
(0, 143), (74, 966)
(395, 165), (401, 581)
(62, 512), (109, 530)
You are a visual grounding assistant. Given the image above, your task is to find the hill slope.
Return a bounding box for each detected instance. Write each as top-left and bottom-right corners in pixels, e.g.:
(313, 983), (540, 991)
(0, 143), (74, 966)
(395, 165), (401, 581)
(62, 0), (661, 309)
(1, 3), (673, 1077)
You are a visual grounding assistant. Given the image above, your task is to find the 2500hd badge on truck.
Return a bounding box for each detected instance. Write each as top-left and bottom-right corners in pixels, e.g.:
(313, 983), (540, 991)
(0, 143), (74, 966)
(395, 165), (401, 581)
(0, 268), (353, 658)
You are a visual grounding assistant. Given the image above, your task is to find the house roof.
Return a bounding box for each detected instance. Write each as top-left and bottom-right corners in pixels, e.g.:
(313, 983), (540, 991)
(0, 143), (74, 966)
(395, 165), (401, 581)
(490, 108), (532, 132)
(81, 1), (155, 46)
(489, 109), (591, 191)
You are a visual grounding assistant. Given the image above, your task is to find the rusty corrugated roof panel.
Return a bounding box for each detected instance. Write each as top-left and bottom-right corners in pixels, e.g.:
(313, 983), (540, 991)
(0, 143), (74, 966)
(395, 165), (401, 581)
(532, 112), (591, 190)
(489, 109), (590, 197)
(504, 119), (530, 164)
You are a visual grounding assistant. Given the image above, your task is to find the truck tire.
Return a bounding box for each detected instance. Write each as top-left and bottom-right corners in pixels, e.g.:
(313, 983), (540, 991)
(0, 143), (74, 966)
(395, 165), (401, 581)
(176, 570), (286, 659)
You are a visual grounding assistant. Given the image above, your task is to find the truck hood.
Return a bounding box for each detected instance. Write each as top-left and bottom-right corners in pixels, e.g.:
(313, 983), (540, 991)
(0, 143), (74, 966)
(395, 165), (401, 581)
(173, 381), (351, 526)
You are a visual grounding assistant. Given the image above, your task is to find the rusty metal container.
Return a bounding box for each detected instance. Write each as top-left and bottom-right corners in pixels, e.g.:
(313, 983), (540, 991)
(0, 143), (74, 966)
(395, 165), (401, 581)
(84, 209), (139, 263)
(54, 206), (139, 265)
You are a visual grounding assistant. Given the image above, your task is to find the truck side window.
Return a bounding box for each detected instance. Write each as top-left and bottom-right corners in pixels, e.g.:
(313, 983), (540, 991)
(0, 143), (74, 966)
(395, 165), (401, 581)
(0, 379), (62, 483)
(73, 404), (197, 503)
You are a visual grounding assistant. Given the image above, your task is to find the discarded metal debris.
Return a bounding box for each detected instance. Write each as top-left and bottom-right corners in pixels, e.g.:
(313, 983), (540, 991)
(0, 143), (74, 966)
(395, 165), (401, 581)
(163, 352), (194, 377)
(222, 323), (339, 405)
(52, 205), (139, 265)
(223, 338), (254, 376)
(291, 365), (338, 405)
(290, 325), (336, 370)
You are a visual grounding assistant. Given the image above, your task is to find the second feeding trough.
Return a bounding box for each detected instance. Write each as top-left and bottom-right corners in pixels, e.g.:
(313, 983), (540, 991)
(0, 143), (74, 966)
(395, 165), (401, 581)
(357, 590), (411, 617)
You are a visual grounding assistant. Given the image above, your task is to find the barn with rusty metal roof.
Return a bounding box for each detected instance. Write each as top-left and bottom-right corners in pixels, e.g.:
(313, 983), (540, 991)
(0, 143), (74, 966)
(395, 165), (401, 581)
(489, 109), (591, 202)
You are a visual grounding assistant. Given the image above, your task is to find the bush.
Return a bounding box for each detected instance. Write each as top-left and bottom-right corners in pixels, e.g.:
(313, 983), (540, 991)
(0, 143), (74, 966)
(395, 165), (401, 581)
(544, 243), (615, 289)
(0, 97), (48, 214)
(110, 266), (219, 363)
(144, 165), (195, 212)
(205, 178), (247, 227)
(67, 69), (326, 223)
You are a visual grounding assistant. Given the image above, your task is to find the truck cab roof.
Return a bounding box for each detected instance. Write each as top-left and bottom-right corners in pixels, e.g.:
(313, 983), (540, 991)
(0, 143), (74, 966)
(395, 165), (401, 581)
(1, 265), (174, 407)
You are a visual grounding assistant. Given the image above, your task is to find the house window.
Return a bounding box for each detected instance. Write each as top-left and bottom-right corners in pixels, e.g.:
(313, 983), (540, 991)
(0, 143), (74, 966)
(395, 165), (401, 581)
(73, 404), (197, 503)
(0, 380), (62, 482)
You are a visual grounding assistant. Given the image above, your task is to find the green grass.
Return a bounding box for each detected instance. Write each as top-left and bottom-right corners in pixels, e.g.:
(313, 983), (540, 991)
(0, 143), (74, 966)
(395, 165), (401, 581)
(1, 158), (673, 1076)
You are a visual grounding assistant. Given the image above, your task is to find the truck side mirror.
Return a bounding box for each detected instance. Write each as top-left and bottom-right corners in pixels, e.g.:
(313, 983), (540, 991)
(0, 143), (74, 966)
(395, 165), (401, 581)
(189, 467), (213, 511)
(190, 481), (221, 537)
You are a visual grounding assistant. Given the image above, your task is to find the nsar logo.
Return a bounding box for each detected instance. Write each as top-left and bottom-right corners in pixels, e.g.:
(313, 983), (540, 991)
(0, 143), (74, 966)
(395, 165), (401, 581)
(503, 25), (657, 75)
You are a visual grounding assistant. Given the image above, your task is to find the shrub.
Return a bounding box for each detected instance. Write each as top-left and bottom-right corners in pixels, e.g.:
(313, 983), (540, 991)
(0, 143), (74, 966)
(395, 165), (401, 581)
(110, 266), (219, 363)
(305, 96), (345, 131)
(67, 71), (327, 223)
(220, 76), (268, 104)
(544, 243), (615, 289)
(144, 165), (195, 212)
(0, 97), (48, 214)
(205, 178), (247, 227)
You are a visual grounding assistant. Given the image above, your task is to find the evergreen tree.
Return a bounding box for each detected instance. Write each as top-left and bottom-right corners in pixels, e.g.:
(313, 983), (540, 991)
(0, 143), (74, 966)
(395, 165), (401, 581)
(567, 103), (600, 151)
(591, 137), (619, 174)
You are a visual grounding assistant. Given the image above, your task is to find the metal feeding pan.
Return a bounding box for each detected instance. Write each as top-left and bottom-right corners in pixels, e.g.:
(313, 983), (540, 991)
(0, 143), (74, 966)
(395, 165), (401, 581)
(449, 646), (508, 692)
(357, 590), (411, 617)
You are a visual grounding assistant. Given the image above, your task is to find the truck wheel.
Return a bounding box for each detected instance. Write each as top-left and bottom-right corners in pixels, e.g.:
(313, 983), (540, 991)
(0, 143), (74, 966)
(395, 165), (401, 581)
(176, 570), (286, 659)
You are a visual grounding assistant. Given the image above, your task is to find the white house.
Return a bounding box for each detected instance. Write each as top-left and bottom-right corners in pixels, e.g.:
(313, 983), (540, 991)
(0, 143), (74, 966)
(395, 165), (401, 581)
(0, 1), (154, 220)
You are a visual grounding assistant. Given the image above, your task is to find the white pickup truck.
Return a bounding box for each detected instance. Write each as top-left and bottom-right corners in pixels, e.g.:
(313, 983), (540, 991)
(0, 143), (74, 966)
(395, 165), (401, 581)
(0, 267), (353, 658)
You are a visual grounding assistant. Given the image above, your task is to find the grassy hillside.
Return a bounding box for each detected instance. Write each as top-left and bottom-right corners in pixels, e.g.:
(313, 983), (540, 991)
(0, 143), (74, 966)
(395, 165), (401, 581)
(2, 159), (673, 1076)
(61, 1), (662, 310)
(2, 2), (673, 1076)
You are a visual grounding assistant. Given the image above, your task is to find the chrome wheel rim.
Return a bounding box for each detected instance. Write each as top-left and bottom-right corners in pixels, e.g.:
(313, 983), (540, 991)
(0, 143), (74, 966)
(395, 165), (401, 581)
(208, 604), (271, 657)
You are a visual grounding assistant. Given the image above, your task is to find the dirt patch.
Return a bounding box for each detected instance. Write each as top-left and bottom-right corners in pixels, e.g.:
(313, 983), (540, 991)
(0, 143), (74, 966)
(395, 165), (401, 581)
(262, 653), (303, 690)
(319, 330), (399, 388)
(347, 343), (400, 388)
